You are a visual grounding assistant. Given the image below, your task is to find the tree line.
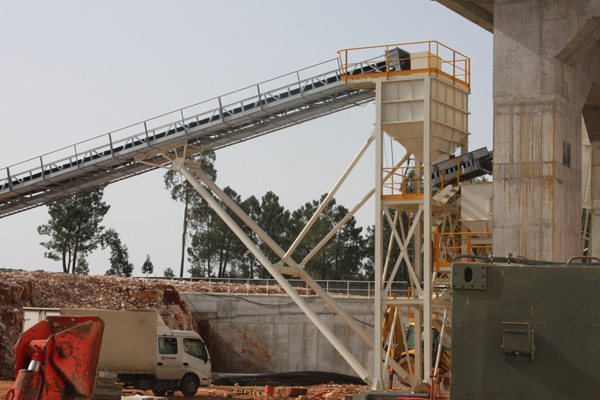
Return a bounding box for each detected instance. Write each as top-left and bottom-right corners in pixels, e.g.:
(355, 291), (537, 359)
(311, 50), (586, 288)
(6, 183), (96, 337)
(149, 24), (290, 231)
(163, 152), (373, 280)
(37, 189), (147, 277)
(38, 152), (411, 282)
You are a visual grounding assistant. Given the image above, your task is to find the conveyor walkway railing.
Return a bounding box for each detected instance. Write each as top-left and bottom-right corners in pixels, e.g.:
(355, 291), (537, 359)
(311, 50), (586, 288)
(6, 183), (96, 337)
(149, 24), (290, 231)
(153, 276), (409, 298)
(0, 57), (381, 218)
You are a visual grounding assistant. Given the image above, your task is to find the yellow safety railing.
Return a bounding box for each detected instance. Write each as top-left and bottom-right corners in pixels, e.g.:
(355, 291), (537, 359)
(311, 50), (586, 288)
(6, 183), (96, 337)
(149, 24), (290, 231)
(382, 159), (461, 200)
(433, 231), (492, 271)
(337, 41), (470, 91)
(382, 166), (424, 199)
(438, 157), (461, 189)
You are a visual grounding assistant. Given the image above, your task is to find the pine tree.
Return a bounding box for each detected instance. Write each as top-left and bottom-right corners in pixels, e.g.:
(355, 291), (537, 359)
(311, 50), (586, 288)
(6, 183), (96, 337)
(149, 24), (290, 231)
(187, 186), (247, 278)
(142, 254), (154, 277)
(74, 256), (90, 275)
(290, 194), (368, 280)
(103, 229), (134, 277)
(164, 268), (175, 278)
(164, 152), (217, 277)
(237, 195), (261, 278)
(38, 188), (110, 274)
(256, 191), (291, 278)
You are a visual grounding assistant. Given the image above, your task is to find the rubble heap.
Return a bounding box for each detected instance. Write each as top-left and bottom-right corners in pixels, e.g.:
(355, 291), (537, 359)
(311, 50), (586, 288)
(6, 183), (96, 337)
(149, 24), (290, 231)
(0, 269), (199, 379)
(0, 269), (315, 380)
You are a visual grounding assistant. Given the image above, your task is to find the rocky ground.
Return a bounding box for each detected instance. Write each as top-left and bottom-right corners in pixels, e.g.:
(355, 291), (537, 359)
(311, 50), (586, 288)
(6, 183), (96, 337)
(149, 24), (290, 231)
(129, 384), (372, 400)
(0, 380), (373, 400)
(0, 268), (312, 379)
(0, 269), (418, 400)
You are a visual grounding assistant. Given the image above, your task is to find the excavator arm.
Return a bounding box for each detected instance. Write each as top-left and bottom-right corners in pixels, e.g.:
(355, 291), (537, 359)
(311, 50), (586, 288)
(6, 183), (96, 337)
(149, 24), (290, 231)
(6, 316), (104, 400)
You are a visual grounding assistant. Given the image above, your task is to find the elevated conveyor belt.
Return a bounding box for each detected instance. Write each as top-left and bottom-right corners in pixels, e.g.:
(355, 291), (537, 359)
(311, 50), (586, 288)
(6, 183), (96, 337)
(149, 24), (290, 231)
(0, 58), (389, 218)
(431, 147), (493, 188)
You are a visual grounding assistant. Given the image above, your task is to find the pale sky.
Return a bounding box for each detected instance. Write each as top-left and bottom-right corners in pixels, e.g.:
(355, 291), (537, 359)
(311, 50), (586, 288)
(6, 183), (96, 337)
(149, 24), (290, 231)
(0, 1), (493, 277)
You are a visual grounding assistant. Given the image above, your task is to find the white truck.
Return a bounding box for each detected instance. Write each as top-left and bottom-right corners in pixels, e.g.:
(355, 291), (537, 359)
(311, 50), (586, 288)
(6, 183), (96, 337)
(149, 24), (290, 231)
(23, 307), (212, 396)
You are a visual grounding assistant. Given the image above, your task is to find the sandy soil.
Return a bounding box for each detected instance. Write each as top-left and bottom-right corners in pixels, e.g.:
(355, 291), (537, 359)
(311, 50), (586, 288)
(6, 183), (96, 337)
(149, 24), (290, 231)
(0, 381), (372, 400)
(1, 380), (14, 399)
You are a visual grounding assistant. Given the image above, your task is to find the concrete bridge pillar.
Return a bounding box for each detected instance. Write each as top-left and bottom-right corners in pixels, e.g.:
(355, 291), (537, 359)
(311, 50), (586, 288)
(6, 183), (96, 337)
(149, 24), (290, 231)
(591, 147), (600, 257)
(587, 82), (600, 257)
(493, 1), (600, 261)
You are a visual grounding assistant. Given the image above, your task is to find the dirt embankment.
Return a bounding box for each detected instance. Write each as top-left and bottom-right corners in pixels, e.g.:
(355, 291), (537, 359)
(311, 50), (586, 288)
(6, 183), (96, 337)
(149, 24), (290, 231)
(0, 269), (202, 379)
(0, 269), (317, 380)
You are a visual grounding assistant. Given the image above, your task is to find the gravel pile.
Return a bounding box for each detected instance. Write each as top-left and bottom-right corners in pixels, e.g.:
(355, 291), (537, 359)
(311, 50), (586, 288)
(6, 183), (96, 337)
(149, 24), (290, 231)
(0, 269), (198, 379)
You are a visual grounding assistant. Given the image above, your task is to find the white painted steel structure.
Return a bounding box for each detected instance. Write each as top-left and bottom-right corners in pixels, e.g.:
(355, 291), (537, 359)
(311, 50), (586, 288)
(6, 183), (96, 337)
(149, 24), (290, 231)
(133, 141), (415, 385)
(131, 42), (472, 390)
(0, 58), (381, 218)
(3, 43), (472, 392)
(338, 42), (470, 388)
(132, 42), (471, 390)
(375, 78), (467, 387)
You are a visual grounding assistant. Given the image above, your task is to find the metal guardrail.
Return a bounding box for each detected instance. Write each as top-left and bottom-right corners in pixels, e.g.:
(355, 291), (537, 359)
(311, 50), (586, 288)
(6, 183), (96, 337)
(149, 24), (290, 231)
(152, 276), (409, 298)
(382, 166), (424, 199)
(0, 58), (340, 192)
(0, 57), (377, 217)
(337, 40), (471, 90)
(434, 231), (493, 271)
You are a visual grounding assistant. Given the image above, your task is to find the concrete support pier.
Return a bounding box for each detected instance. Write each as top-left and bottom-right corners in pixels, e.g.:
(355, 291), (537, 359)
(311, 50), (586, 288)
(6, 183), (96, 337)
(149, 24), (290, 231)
(591, 147), (600, 256)
(493, 1), (600, 261)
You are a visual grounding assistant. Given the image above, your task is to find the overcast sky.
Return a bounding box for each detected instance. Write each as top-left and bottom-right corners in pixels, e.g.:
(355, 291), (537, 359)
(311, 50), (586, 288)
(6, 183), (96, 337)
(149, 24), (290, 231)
(0, 1), (493, 277)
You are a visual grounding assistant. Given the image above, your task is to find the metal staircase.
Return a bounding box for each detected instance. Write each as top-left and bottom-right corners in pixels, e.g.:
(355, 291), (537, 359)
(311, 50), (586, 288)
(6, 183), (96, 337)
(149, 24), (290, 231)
(0, 58), (387, 218)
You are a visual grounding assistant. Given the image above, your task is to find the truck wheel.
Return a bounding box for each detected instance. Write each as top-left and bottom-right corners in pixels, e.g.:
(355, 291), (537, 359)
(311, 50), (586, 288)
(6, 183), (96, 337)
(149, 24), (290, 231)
(152, 390), (167, 396)
(180, 375), (199, 397)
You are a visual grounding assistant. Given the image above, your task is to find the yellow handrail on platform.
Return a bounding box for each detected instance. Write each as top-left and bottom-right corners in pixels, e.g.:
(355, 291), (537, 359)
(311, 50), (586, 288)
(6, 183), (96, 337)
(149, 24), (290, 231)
(434, 231), (492, 271)
(382, 166), (424, 199)
(337, 41), (470, 91)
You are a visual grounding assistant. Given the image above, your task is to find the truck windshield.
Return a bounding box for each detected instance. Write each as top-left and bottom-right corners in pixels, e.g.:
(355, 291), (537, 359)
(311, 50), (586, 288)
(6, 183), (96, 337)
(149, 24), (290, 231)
(183, 338), (208, 361)
(158, 337), (178, 355)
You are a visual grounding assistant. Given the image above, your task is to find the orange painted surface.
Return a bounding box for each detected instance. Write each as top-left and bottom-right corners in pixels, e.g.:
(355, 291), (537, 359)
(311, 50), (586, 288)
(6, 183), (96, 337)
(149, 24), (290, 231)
(9, 316), (104, 400)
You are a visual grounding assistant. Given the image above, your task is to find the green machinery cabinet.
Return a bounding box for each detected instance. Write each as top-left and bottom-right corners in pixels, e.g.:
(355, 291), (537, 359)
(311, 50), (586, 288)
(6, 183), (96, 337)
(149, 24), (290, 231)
(451, 262), (600, 399)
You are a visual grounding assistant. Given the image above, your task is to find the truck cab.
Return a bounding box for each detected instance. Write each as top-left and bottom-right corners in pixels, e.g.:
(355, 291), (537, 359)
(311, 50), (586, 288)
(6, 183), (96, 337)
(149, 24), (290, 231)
(154, 330), (211, 395)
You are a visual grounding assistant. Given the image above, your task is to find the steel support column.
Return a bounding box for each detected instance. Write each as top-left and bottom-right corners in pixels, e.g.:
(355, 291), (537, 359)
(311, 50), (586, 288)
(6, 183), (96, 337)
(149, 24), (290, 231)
(422, 76), (433, 383)
(186, 149), (411, 381)
(175, 160), (373, 383)
(372, 80), (384, 391)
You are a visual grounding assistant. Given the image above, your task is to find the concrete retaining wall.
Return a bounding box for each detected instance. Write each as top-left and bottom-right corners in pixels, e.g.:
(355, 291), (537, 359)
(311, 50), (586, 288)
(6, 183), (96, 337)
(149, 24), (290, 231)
(181, 292), (374, 376)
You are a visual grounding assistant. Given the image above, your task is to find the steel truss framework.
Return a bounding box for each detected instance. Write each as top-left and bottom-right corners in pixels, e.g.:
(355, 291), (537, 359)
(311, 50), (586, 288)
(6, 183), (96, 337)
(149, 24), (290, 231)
(376, 196), (457, 388)
(133, 139), (417, 386)
(132, 41), (469, 391)
(136, 118), (461, 390)
(332, 41), (471, 391)
(2, 43), (472, 393)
